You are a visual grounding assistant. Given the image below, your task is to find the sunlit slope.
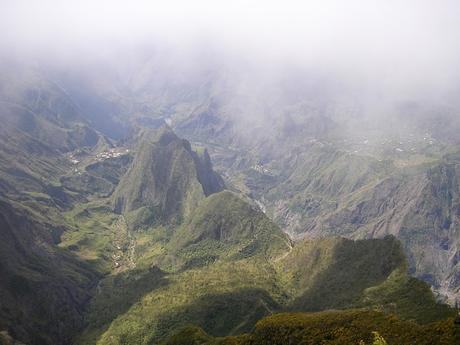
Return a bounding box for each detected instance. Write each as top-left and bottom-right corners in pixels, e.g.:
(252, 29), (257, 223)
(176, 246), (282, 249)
(76, 192), (453, 345)
(209, 139), (460, 302)
(161, 310), (460, 345)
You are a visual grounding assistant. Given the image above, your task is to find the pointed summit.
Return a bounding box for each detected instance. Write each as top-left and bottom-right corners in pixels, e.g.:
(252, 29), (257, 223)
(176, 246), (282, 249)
(113, 127), (224, 227)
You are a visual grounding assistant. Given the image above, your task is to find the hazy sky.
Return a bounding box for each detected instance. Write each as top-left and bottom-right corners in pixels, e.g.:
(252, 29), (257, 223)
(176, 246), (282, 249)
(1, 1), (460, 104)
(2, 1), (459, 58)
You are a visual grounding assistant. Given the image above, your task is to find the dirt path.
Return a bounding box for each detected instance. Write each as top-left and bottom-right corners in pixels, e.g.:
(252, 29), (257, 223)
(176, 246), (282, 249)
(112, 215), (136, 271)
(273, 236), (293, 263)
(126, 226), (136, 269)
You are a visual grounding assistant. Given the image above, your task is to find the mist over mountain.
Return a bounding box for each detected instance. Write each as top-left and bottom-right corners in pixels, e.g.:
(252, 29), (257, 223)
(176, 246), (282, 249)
(1, 1), (460, 344)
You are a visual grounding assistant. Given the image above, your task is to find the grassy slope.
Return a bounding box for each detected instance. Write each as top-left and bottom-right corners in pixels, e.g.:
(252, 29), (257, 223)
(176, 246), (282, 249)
(0, 85), (455, 345)
(70, 192), (454, 345)
(161, 310), (460, 345)
(217, 139), (460, 302)
(0, 67), (119, 344)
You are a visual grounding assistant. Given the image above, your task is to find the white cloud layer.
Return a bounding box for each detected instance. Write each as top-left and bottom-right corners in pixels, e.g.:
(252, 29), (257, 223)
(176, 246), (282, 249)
(1, 0), (460, 104)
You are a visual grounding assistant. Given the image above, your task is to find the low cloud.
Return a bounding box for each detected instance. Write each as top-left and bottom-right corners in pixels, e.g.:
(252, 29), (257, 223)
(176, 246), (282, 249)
(1, 0), (460, 130)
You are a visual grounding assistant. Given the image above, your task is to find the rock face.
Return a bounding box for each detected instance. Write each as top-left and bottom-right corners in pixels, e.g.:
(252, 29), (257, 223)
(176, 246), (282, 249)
(317, 162), (460, 300)
(0, 199), (99, 345)
(255, 146), (460, 302)
(113, 127), (224, 226)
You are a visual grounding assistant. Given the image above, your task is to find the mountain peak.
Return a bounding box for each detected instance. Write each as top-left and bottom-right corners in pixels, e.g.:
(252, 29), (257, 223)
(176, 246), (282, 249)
(113, 127), (224, 227)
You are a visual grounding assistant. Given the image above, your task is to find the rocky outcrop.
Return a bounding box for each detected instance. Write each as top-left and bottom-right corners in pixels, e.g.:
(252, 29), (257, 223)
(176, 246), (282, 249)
(113, 127), (224, 226)
(284, 161), (460, 303)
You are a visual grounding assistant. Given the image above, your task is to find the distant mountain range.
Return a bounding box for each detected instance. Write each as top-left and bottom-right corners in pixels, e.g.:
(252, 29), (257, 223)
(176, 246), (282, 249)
(0, 61), (459, 344)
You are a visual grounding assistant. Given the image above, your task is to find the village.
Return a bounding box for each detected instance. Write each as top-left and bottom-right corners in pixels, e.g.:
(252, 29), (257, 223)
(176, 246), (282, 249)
(94, 148), (130, 162)
(67, 147), (131, 174)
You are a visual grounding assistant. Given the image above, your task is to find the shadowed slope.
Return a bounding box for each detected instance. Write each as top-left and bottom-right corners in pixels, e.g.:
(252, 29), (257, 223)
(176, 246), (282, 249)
(0, 199), (100, 345)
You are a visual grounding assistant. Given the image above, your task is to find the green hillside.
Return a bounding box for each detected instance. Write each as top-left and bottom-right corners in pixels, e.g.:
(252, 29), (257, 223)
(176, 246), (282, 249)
(0, 76), (457, 345)
(73, 191), (454, 344)
(0, 198), (100, 345)
(200, 137), (460, 304)
(161, 310), (460, 345)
